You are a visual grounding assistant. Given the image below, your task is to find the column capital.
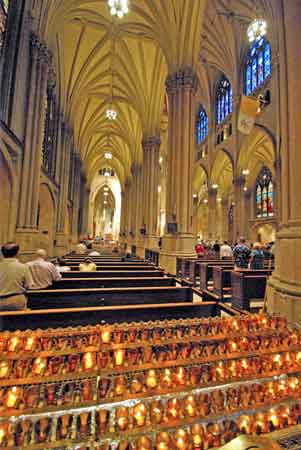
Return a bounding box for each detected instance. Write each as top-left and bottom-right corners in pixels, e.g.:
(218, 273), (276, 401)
(165, 67), (199, 95)
(142, 136), (161, 151)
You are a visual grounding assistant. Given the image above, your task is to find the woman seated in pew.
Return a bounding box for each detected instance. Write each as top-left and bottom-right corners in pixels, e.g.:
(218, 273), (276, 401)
(249, 242), (265, 270)
(79, 258), (97, 272)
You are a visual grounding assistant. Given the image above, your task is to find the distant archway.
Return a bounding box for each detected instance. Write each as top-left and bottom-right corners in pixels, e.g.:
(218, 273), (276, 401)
(38, 184), (55, 256)
(0, 152), (12, 245)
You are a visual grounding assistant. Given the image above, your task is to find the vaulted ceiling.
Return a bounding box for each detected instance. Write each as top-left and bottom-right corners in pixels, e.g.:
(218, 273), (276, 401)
(36, 0), (206, 185)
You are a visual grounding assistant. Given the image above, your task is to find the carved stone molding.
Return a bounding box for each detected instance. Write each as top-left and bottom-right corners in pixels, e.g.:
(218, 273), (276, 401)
(165, 67), (199, 95)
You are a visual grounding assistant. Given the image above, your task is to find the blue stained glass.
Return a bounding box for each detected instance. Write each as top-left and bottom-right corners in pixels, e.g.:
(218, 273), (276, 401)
(258, 51), (264, 84)
(216, 76), (232, 124)
(245, 38), (271, 95)
(264, 43), (271, 77)
(246, 65), (252, 95)
(251, 61), (257, 92)
(196, 105), (208, 144)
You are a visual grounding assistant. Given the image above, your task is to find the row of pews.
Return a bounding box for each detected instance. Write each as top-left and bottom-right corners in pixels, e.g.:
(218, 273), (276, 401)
(176, 257), (273, 311)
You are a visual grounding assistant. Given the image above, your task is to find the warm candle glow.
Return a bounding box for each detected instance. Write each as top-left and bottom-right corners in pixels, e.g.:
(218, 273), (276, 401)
(114, 349), (125, 366)
(24, 336), (35, 351)
(134, 403), (147, 427)
(146, 369), (158, 389)
(101, 329), (111, 344)
(0, 362), (9, 378)
(8, 336), (19, 352)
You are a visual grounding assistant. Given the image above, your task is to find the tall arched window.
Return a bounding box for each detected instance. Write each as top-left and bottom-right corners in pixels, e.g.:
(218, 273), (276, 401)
(196, 105), (208, 144)
(255, 167), (274, 218)
(245, 37), (271, 95)
(216, 76), (232, 125)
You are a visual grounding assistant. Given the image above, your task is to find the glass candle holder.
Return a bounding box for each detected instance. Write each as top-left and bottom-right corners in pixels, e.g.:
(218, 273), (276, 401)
(150, 401), (164, 425)
(114, 349), (126, 367)
(156, 432), (171, 450)
(167, 398), (181, 421)
(133, 403), (147, 427)
(116, 407), (129, 431)
(146, 369), (158, 389)
(101, 328), (111, 344)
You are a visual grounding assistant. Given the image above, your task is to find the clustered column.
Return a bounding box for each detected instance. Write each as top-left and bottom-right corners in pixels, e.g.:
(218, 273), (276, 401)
(70, 154), (82, 245)
(161, 68), (198, 272)
(142, 136), (161, 249)
(17, 35), (50, 233)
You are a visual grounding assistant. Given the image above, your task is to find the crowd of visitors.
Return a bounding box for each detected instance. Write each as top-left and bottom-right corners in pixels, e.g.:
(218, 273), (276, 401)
(195, 237), (274, 270)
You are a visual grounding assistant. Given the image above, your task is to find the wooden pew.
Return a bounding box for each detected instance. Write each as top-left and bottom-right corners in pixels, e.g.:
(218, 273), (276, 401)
(212, 265), (234, 301)
(0, 301), (219, 331)
(198, 261), (234, 291)
(61, 270), (165, 278)
(27, 286), (193, 309)
(231, 269), (273, 311)
(64, 264), (157, 271)
(50, 276), (175, 290)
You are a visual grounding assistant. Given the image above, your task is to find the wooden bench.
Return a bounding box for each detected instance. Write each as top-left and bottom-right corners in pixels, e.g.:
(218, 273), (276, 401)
(0, 301), (221, 331)
(27, 286), (193, 309)
(198, 261), (234, 291)
(212, 265), (234, 301)
(50, 276), (175, 290)
(64, 264), (157, 271)
(61, 270), (165, 278)
(231, 269), (273, 311)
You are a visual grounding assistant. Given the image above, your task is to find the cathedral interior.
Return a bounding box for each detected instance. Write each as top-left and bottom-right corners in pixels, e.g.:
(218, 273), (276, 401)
(0, 1), (301, 449)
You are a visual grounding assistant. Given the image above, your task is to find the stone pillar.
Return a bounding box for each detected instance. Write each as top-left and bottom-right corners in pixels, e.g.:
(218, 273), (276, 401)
(242, 190), (251, 241)
(267, 1), (301, 322)
(160, 68), (198, 274)
(16, 35), (50, 256)
(142, 136), (161, 250)
(233, 176), (245, 241)
(71, 154), (82, 245)
(54, 121), (72, 255)
(208, 188), (217, 242)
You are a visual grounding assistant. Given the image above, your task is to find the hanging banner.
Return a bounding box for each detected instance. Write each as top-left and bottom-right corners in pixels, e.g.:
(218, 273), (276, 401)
(237, 94), (260, 135)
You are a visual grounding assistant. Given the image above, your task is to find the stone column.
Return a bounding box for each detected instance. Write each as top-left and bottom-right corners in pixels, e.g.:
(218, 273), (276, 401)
(71, 154), (82, 246)
(208, 188), (217, 242)
(16, 35), (50, 256)
(233, 176), (245, 241)
(160, 68), (198, 274)
(54, 122), (72, 255)
(267, 1), (301, 322)
(242, 190), (251, 241)
(142, 136), (161, 249)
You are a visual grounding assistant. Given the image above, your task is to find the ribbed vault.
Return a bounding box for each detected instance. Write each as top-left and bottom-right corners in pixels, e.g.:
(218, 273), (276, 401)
(36, 0), (206, 186)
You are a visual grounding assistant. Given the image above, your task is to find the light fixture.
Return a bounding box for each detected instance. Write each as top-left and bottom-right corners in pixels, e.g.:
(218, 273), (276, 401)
(158, 185), (162, 193)
(106, 108), (117, 120)
(108, 0), (129, 18)
(217, 197), (222, 202)
(244, 186), (248, 192)
(104, 200), (107, 204)
(105, 152), (112, 160)
(193, 193), (198, 199)
(104, 192), (109, 196)
(247, 18), (267, 42)
(242, 169), (250, 176)
(104, 171), (110, 177)
(159, 156), (163, 164)
(204, 199), (208, 204)
(212, 184), (219, 189)
(104, 187), (109, 192)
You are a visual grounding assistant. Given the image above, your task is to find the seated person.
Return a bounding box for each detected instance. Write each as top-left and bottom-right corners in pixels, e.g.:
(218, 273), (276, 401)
(75, 241), (87, 255)
(55, 258), (71, 273)
(0, 242), (32, 310)
(79, 258), (97, 272)
(88, 250), (101, 256)
(249, 242), (265, 269)
(27, 249), (62, 289)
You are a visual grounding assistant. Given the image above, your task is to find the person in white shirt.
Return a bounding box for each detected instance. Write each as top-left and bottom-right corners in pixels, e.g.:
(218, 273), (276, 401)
(88, 250), (100, 256)
(0, 242), (32, 310)
(75, 241), (87, 254)
(220, 241), (233, 259)
(27, 249), (62, 289)
(55, 258), (71, 273)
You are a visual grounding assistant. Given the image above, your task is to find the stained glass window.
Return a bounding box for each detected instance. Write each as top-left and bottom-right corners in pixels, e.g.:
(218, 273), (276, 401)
(245, 37), (271, 95)
(216, 76), (232, 125)
(196, 105), (208, 144)
(255, 167), (274, 218)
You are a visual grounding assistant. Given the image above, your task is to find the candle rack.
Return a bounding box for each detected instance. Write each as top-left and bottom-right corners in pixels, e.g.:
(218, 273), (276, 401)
(0, 314), (300, 449)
